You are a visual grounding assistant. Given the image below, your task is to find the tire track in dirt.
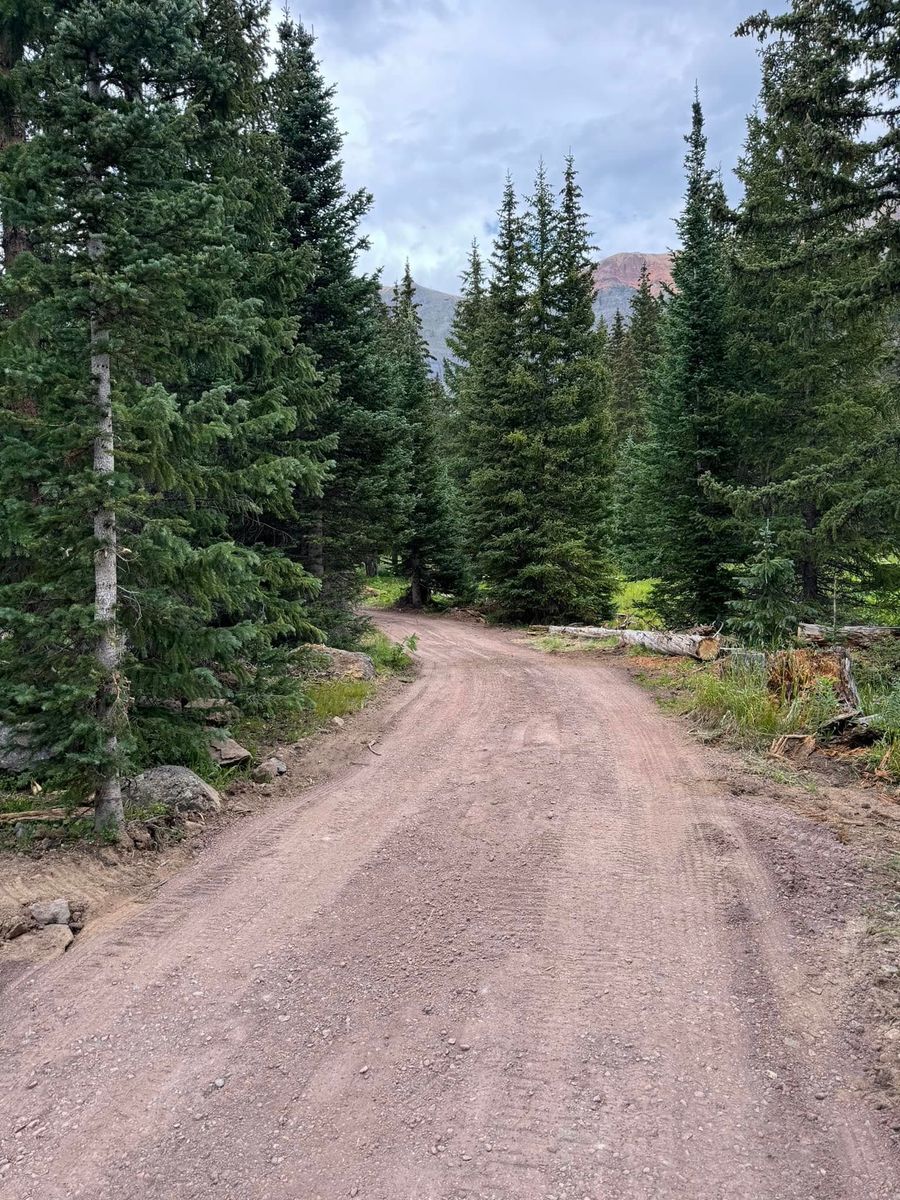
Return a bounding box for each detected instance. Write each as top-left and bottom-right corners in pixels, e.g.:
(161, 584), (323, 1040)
(0, 613), (896, 1200)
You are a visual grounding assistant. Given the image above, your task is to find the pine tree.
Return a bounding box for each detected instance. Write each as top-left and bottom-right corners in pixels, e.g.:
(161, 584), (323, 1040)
(611, 265), (664, 578)
(643, 98), (736, 626)
(390, 263), (467, 607)
(0, 0), (323, 828)
(727, 523), (798, 650)
(722, 17), (899, 616)
(461, 162), (614, 622)
(270, 17), (405, 637)
(463, 176), (529, 597)
(444, 239), (486, 493)
(534, 156), (615, 621)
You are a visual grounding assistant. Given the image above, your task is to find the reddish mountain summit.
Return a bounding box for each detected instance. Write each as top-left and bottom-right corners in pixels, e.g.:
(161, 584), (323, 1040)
(594, 251), (674, 296)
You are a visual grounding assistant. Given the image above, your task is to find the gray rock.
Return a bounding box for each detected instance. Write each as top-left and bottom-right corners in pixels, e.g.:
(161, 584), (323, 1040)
(124, 765), (223, 815)
(28, 898), (71, 927)
(0, 899), (35, 941)
(0, 923), (72, 965)
(252, 757), (287, 783)
(0, 722), (49, 773)
(208, 736), (251, 767)
(304, 646), (376, 682)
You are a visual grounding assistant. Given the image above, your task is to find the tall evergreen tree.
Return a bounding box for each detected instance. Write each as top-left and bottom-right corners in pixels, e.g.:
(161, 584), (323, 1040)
(611, 265), (664, 578)
(390, 263), (467, 608)
(724, 14), (900, 619)
(0, 0), (323, 829)
(463, 176), (529, 597)
(462, 162), (614, 621)
(643, 98), (736, 625)
(533, 156), (615, 621)
(270, 17), (405, 634)
(444, 238), (486, 492)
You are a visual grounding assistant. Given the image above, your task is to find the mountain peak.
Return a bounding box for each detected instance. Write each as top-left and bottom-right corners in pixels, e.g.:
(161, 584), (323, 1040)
(593, 252), (674, 296)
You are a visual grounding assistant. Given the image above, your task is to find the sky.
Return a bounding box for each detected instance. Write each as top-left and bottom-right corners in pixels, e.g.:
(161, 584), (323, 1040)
(285, 0), (783, 294)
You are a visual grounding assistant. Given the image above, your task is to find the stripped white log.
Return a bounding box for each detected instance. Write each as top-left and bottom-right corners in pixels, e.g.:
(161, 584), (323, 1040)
(548, 625), (721, 662)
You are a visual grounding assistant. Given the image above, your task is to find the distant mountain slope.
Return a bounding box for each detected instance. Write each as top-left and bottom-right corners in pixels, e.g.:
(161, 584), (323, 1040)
(379, 284), (459, 374)
(382, 252), (673, 374)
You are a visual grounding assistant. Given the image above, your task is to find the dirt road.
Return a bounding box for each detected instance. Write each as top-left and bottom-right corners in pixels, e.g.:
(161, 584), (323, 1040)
(1, 614), (897, 1200)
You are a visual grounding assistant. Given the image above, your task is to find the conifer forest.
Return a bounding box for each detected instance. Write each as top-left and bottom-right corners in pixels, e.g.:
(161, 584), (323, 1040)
(3, 5), (900, 1199)
(0, 2), (897, 834)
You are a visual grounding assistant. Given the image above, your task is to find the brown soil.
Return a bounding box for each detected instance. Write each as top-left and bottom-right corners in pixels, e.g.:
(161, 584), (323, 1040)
(0, 613), (898, 1199)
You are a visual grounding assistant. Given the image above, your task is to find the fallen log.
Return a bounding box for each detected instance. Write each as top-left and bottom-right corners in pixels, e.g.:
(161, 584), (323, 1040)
(548, 625), (721, 661)
(797, 622), (900, 649)
(0, 806), (91, 825)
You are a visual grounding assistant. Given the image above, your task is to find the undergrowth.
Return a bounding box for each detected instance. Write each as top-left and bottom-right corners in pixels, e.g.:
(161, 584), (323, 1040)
(682, 664), (841, 744)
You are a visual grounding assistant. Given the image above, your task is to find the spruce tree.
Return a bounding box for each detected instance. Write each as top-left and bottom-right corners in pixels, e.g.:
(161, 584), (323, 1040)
(0, 0), (323, 828)
(390, 263), (467, 608)
(462, 162), (614, 622)
(444, 239), (486, 493)
(611, 265), (664, 579)
(463, 176), (529, 599)
(270, 16), (405, 637)
(723, 16), (899, 616)
(643, 98), (735, 626)
(534, 156), (615, 622)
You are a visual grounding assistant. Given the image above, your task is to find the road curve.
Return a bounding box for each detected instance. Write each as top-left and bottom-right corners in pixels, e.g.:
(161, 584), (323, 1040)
(0, 612), (896, 1200)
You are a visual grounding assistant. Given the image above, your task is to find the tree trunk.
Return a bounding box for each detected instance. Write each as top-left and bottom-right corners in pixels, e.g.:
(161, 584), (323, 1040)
(87, 56), (124, 836)
(548, 625), (721, 661)
(797, 623), (900, 649)
(307, 509), (324, 579)
(408, 572), (426, 609)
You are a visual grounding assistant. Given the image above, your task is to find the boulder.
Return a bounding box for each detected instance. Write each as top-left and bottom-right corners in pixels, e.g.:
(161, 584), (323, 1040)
(208, 736), (251, 767)
(0, 722), (49, 773)
(0, 899), (35, 941)
(28, 898), (71, 927)
(252, 756), (287, 783)
(1, 923), (72, 965)
(124, 765), (223, 815)
(305, 645), (376, 682)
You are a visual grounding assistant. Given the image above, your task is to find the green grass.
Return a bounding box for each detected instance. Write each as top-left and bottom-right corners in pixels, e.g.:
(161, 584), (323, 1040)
(678, 663), (841, 745)
(359, 628), (416, 673)
(233, 678), (375, 758)
(612, 578), (661, 629)
(529, 633), (619, 653)
(364, 572), (407, 609)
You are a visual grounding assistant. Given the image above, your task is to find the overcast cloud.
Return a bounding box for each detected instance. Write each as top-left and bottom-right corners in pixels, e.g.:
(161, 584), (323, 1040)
(286, 0), (783, 293)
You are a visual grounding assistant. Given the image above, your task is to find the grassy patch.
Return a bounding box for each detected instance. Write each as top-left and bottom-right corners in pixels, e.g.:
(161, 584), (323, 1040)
(679, 663), (841, 745)
(612, 578), (661, 629)
(529, 633), (619, 653)
(233, 678), (374, 758)
(359, 629), (416, 674)
(364, 572), (407, 609)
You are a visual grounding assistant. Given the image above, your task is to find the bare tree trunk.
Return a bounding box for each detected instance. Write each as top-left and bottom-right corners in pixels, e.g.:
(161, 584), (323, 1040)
(87, 56), (124, 836)
(90, 295), (124, 834)
(798, 622), (900, 649)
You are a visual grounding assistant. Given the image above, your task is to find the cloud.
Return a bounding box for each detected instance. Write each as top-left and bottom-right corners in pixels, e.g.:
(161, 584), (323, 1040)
(287, 0), (784, 292)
